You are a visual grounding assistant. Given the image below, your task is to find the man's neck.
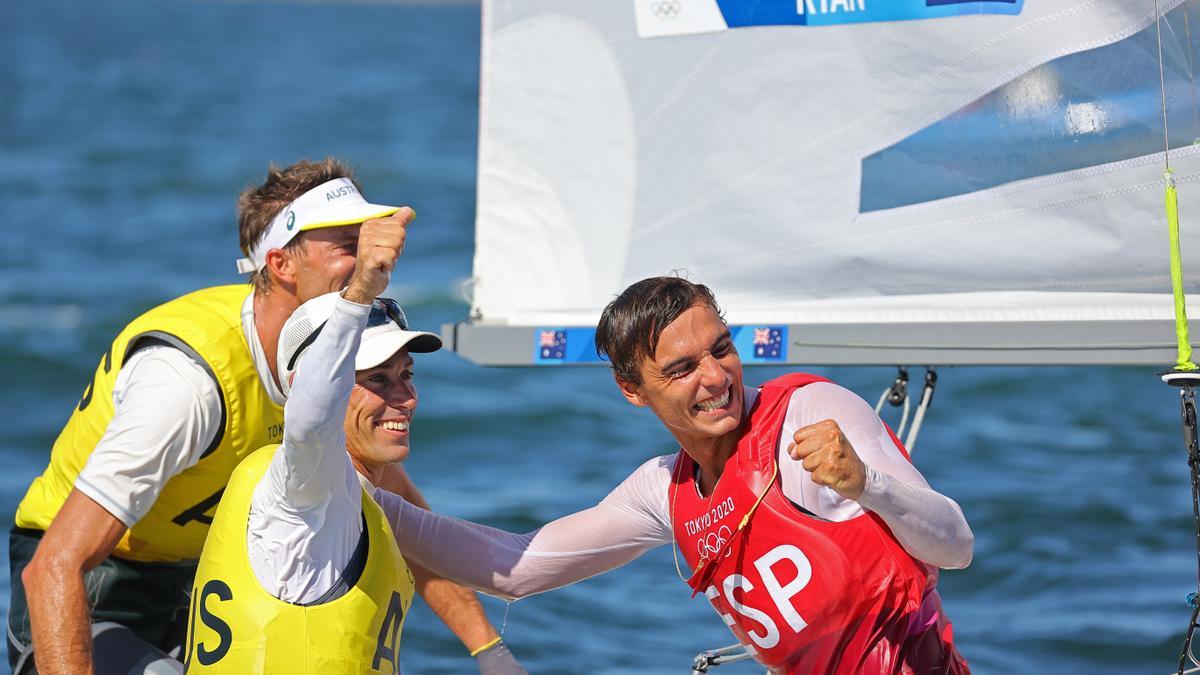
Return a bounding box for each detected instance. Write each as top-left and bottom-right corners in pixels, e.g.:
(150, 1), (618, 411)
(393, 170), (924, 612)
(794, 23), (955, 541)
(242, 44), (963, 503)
(687, 385), (755, 494)
(681, 431), (740, 497)
(253, 288), (301, 389)
(351, 454), (384, 487)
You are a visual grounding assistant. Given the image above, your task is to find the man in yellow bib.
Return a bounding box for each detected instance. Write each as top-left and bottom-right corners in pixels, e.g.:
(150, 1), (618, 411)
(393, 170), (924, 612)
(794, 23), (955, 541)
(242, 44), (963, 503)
(184, 205), (517, 673)
(9, 159), (517, 674)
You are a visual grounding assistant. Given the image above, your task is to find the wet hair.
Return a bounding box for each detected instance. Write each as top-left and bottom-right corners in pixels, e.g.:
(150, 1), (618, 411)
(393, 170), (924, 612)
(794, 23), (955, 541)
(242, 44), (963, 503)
(237, 158), (361, 292)
(595, 275), (723, 385)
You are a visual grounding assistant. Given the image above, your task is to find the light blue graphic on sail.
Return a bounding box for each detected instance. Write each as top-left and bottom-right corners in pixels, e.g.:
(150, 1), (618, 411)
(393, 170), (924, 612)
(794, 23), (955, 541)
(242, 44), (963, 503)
(636, 0), (1023, 38)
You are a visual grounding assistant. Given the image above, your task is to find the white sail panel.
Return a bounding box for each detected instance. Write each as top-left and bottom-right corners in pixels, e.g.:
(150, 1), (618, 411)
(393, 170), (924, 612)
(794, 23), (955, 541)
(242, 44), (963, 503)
(462, 0), (1200, 365)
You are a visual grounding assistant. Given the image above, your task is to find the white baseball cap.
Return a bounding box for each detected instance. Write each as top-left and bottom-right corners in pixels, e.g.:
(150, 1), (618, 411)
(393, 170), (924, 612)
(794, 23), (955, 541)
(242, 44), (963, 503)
(236, 177), (401, 274)
(277, 291), (442, 398)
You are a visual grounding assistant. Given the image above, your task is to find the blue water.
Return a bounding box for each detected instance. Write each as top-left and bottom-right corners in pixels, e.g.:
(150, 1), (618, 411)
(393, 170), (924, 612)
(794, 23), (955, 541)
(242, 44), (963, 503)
(0, 1), (1194, 672)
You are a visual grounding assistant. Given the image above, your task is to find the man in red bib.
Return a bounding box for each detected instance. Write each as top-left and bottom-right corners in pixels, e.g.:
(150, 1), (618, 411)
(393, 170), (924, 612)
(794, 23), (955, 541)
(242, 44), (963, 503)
(380, 275), (974, 674)
(666, 370), (964, 673)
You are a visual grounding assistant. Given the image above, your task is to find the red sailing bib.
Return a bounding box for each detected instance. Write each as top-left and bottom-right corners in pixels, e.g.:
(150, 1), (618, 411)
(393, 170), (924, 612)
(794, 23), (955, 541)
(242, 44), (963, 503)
(670, 374), (968, 674)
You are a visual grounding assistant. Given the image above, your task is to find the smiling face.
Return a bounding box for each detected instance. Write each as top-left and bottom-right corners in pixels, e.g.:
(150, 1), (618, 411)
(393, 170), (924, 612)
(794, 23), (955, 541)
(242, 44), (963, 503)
(291, 224), (361, 302)
(617, 303), (745, 451)
(344, 348), (417, 472)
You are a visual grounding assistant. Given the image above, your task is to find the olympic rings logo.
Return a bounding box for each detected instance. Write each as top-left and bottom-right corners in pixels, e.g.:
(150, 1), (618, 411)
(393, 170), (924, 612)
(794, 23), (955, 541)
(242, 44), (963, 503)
(649, 0), (682, 20)
(697, 525), (733, 561)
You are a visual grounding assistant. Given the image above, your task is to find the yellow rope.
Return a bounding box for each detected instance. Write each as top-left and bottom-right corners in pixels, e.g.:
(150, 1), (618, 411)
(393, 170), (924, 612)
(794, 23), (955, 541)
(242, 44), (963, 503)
(1166, 169), (1198, 371)
(737, 461), (778, 532)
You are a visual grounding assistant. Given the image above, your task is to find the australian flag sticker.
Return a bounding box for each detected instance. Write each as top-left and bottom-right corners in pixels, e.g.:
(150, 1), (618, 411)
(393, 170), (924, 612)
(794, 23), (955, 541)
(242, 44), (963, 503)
(752, 326), (784, 359)
(733, 325), (787, 363)
(536, 329), (568, 361)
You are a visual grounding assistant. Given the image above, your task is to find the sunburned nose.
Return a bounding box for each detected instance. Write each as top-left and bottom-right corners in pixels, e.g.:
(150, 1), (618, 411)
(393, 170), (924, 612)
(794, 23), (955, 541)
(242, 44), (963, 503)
(697, 353), (727, 385)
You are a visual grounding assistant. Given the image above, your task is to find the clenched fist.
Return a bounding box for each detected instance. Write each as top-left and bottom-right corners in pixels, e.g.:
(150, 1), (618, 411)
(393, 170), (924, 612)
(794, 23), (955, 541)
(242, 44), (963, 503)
(787, 419), (867, 500)
(344, 207), (415, 304)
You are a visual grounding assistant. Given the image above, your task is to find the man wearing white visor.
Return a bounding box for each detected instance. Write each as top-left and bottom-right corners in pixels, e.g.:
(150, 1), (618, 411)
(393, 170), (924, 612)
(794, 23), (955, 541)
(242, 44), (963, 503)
(186, 223), (523, 673)
(12, 159), (514, 674)
(235, 174), (396, 276)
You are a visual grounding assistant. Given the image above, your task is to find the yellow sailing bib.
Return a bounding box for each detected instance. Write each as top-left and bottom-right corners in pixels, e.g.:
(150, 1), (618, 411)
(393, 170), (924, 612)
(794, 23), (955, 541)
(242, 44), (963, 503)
(14, 285), (285, 562)
(184, 446), (415, 674)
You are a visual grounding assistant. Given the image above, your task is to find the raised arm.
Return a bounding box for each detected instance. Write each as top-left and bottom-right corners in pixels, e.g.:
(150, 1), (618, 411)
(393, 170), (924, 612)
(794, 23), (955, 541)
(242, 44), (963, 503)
(268, 209), (413, 509)
(783, 382), (973, 569)
(248, 292), (372, 601)
(376, 456), (676, 601)
(264, 297), (367, 506)
(248, 210), (409, 603)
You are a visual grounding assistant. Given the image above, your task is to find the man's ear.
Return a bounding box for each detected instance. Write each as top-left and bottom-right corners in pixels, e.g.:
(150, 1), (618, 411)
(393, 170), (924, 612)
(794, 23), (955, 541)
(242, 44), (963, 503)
(263, 247), (297, 287)
(615, 375), (646, 407)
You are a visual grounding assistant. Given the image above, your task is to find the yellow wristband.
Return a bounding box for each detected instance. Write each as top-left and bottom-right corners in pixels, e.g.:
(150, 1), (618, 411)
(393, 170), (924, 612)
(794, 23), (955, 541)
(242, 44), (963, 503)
(470, 637), (503, 657)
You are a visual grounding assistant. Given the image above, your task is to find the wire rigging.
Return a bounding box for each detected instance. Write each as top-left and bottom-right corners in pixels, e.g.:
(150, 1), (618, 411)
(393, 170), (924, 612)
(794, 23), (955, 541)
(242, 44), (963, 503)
(1155, 3), (1200, 673)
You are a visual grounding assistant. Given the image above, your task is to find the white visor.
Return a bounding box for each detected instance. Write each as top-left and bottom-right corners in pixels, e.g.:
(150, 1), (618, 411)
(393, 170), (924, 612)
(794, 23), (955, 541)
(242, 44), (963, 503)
(356, 324), (442, 370)
(236, 177), (400, 274)
(277, 292), (441, 399)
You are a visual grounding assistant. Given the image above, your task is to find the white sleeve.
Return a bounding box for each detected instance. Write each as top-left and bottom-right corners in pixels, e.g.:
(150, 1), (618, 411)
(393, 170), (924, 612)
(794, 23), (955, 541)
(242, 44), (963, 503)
(248, 297), (369, 604)
(777, 382), (974, 569)
(376, 455), (676, 601)
(75, 345), (222, 527)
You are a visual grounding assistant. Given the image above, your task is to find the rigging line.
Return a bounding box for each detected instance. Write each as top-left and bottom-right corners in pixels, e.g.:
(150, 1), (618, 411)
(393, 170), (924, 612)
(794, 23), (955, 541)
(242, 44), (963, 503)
(895, 394), (912, 441)
(1152, 0), (1196, 370)
(1158, 0), (1174, 172)
(1172, 384), (1200, 675)
(875, 389), (890, 415)
(876, 369), (912, 439)
(1135, 19), (1197, 666)
(1148, 7), (1199, 673)
(903, 370), (938, 454)
(691, 644), (756, 673)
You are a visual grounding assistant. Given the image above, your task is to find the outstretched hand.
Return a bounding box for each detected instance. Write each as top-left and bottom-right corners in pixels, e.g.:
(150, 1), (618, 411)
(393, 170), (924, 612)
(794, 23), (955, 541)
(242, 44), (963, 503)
(787, 419), (867, 500)
(344, 207), (415, 304)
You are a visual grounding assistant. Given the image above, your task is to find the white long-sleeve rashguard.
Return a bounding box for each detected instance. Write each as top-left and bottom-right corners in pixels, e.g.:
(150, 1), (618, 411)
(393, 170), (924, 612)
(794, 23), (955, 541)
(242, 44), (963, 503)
(247, 296), (370, 604)
(378, 381), (973, 601)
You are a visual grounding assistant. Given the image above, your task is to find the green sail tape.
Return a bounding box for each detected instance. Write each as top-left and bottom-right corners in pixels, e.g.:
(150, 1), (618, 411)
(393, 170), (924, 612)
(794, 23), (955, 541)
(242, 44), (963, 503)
(1166, 170), (1198, 371)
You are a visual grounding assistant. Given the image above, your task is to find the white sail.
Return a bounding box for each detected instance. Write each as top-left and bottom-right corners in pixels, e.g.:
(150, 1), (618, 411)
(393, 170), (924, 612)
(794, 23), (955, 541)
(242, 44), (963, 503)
(453, 0), (1200, 365)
